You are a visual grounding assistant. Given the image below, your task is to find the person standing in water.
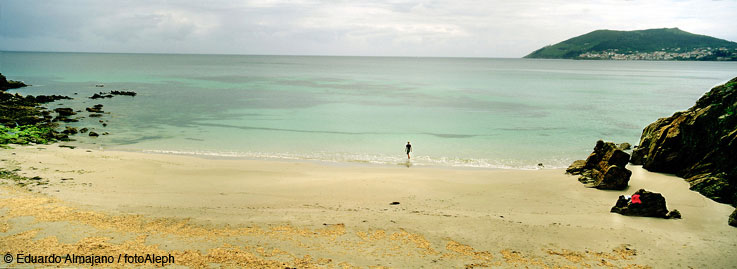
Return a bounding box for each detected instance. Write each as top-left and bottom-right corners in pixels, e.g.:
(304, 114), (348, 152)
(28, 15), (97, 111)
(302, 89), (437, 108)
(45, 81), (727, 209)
(405, 141), (412, 159)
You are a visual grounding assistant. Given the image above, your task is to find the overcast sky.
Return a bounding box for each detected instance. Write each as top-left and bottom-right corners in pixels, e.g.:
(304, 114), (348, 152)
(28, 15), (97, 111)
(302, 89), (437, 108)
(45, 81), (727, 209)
(1, 0), (736, 57)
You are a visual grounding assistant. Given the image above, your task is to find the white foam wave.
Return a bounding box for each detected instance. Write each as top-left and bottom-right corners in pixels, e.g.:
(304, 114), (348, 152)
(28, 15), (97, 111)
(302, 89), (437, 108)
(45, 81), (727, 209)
(139, 149), (570, 170)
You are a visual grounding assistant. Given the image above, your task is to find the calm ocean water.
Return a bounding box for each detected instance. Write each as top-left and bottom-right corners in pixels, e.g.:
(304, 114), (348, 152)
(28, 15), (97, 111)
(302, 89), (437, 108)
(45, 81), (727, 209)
(2, 51), (737, 168)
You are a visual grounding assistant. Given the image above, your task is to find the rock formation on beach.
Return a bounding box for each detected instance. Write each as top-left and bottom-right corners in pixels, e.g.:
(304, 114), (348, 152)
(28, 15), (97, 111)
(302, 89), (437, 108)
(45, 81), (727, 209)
(611, 189), (680, 219)
(566, 140), (632, 190)
(631, 77), (737, 208)
(730, 208), (737, 227)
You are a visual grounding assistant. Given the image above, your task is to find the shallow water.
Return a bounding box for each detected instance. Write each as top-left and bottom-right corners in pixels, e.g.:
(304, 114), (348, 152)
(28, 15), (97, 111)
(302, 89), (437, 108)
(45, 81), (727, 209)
(2, 51), (737, 168)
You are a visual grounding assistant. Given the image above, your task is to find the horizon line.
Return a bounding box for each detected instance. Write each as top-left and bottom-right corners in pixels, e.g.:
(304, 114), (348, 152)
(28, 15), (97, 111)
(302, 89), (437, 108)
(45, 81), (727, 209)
(0, 49), (524, 59)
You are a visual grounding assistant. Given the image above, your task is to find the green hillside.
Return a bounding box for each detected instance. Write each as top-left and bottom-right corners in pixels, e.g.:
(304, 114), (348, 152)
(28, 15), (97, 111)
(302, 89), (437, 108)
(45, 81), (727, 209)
(524, 28), (737, 60)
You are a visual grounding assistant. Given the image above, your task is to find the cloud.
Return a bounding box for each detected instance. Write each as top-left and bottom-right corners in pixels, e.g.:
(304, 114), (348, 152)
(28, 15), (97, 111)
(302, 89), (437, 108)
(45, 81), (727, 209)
(1, 0), (736, 57)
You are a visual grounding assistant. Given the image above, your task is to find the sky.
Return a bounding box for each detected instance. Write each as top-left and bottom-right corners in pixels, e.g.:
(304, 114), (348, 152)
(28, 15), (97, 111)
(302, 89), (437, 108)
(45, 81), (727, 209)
(1, 0), (736, 57)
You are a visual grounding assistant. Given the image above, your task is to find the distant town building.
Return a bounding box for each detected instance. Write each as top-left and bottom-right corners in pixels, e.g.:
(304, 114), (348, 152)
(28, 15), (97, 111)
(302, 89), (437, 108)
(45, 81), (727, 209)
(578, 47), (737, 61)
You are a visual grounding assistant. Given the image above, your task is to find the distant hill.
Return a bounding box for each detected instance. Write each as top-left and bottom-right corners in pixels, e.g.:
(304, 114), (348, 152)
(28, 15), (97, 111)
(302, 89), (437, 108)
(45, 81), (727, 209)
(524, 28), (737, 61)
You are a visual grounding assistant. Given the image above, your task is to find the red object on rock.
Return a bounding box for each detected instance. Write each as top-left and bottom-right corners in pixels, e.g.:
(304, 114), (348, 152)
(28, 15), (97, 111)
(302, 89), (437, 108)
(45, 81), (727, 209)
(631, 194), (642, 204)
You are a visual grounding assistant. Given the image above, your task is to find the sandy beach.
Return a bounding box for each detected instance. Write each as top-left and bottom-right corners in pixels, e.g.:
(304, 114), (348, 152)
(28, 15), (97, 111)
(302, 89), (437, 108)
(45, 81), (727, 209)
(1, 144), (736, 268)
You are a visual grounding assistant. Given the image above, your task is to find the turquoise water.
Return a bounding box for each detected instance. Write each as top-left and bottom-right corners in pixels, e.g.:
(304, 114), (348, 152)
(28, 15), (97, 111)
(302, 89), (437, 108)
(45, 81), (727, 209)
(2, 51), (737, 168)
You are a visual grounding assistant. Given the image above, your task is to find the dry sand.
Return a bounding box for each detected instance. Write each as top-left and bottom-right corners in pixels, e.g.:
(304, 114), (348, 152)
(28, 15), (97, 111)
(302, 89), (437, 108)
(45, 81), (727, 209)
(1, 144), (735, 268)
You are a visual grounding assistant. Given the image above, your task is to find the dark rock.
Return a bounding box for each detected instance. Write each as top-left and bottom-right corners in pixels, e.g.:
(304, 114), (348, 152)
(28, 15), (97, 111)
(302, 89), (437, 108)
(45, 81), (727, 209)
(86, 105), (104, 113)
(596, 165), (632, 190)
(110, 90), (137, 96)
(567, 140), (632, 189)
(62, 126), (78, 135)
(89, 113), (103, 117)
(0, 73), (29, 90)
(631, 78), (737, 207)
(102, 123), (107, 127)
(390, 202), (400, 205)
(90, 90), (136, 99)
(666, 209), (682, 219)
(31, 95), (72, 103)
(59, 145), (76, 149)
(578, 169), (602, 185)
(79, 128), (89, 134)
(618, 142), (632, 150)
(102, 132), (109, 135)
(565, 160), (586, 175)
(730, 208), (737, 227)
(89, 92), (113, 99)
(88, 132), (99, 137)
(53, 107), (76, 116)
(610, 189), (675, 219)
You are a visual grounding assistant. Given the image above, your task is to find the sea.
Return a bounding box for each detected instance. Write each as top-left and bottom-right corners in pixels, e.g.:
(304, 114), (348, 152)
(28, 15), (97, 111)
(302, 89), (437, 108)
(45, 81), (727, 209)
(2, 51), (737, 169)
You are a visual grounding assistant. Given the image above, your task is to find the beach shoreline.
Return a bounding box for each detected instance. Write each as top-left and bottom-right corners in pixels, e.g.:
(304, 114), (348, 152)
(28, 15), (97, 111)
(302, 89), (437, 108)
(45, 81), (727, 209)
(1, 144), (735, 268)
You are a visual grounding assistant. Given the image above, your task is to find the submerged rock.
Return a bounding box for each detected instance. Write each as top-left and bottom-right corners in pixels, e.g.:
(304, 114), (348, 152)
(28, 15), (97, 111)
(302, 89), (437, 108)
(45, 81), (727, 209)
(611, 189), (678, 219)
(53, 107), (75, 116)
(79, 128), (89, 134)
(89, 92), (113, 99)
(90, 90), (136, 99)
(62, 126), (78, 135)
(567, 140), (632, 190)
(86, 104), (104, 113)
(631, 77), (737, 207)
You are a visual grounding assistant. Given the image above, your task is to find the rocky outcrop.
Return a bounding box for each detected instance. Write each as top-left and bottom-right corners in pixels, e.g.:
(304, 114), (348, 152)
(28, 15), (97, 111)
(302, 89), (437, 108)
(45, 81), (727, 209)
(110, 90), (137, 96)
(0, 73), (28, 90)
(730, 208), (737, 227)
(90, 90), (137, 99)
(566, 140), (632, 190)
(0, 81), (73, 144)
(29, 95), (71, 103)
(611, 189), (680, 219)
(631, 77), (737, 206)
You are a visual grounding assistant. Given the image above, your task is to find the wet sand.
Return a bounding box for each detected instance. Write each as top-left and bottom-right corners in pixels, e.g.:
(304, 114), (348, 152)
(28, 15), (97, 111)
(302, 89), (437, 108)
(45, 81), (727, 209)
(1, 144), (735, 268)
